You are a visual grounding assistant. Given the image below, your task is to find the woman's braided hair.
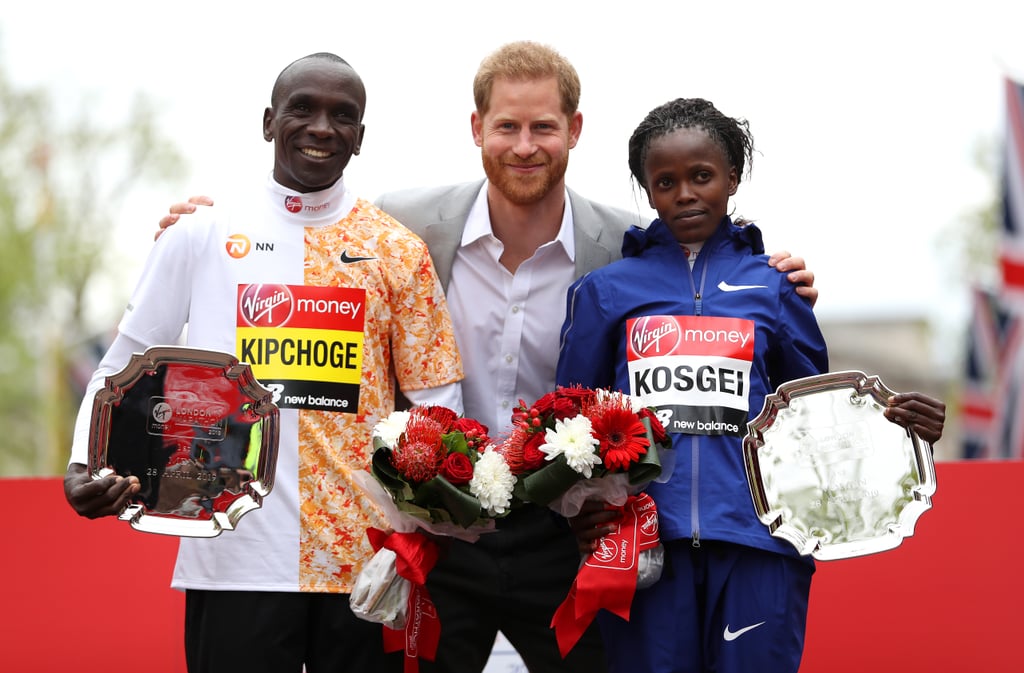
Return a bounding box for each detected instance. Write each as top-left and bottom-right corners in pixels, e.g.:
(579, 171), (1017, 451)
(627, 98), (754, 192)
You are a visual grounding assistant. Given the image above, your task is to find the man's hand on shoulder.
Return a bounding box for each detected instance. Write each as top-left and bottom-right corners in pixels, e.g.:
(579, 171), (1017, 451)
(769, 251), (817, 308)
(155, 195), (215, 241)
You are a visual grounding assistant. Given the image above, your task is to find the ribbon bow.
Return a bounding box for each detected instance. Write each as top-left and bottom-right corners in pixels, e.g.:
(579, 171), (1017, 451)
(366, 528), (442, 673)
(550, 493), (661, 657)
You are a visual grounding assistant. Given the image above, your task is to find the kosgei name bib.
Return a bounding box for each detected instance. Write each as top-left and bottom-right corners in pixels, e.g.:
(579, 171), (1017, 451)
(626, 315), (754, 437)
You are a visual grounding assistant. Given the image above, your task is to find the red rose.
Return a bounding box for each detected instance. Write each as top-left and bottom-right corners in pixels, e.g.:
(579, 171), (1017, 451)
(521, 432), (548, 471)
(441, 452), (474, 485)
(550, 397), (579, 421)
(453, 417), (491, 450)
(556, 385), (598, 408)
(420, 405), (459, 431)
(531, 391), (561, 416)
(453, 417), (488, 436)
(638, 408), (669, 444)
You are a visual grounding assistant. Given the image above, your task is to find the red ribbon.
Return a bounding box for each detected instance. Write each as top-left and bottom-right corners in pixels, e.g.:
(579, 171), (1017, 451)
(550, 493), (661, 658)
(366, 528), (442, 673)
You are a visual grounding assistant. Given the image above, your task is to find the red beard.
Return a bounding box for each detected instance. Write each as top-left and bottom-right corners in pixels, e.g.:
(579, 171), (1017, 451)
(481, 148), (568, 205)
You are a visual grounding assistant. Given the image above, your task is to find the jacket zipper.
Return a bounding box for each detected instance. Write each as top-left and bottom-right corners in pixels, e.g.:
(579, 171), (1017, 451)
(685, 248), (710, 546)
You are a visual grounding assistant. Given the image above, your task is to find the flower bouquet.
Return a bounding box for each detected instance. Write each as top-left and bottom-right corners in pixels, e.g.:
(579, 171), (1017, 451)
(349, 405), (515, 671)
(496, 386), (671, 657)
(501, 385), (669, 516)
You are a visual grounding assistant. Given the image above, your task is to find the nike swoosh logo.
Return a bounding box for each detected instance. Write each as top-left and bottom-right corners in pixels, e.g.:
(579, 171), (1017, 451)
(723, 621), (766, 641)
(718, 281), (767, 292)
(340, 250), (377, 264)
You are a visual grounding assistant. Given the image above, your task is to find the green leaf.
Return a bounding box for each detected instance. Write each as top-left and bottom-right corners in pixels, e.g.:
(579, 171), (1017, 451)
(412, 475), (483, 527)
(442, 432), (471, 457)
(370, 447), (414, 500)
(627, 419), (664, 486)
(520, 454), (582, 506)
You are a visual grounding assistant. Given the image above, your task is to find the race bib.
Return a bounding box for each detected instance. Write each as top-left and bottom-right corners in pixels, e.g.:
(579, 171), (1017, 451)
(626, 315), (754, 436)
(235, 284), (365, 412)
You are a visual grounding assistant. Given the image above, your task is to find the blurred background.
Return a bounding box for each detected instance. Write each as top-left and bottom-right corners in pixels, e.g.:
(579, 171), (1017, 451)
(3, 0), (1024, 475)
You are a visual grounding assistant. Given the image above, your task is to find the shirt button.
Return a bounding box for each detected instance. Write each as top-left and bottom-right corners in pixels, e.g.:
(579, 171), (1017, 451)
(501, 400), (509, 409)
(511, 305), (520, 314)
(505, 354), (513, 363)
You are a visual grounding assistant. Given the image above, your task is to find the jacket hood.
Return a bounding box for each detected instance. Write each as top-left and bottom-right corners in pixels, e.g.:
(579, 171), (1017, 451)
(622, 217), (766, 258)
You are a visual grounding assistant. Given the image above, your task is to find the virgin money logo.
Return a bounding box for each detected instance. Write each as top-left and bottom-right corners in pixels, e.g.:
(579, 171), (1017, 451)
(152, 402), (173, 423)
(641, 511), (659, 536)
(284, 195), (303, 213)
(225, 234), (251, 259)
(593, 538), (618, 563)
(239, 284), (294, 327)
(630, 316), (681, 357)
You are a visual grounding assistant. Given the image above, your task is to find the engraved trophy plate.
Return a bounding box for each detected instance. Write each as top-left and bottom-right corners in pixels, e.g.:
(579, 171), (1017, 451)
(743, 371), (936, 560)
(88, 346), (279, 537)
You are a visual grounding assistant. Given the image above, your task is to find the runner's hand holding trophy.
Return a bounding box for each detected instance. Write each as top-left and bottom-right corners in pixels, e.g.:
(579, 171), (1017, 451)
(744, 370), (936, 560)
(88, 346), (279, 537)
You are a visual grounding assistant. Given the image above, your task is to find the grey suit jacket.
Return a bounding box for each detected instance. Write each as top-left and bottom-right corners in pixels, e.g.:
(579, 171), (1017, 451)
(375, 180), (642, 291)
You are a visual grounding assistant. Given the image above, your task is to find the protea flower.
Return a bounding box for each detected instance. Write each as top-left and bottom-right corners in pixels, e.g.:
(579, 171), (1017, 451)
(495, 426), (529, 474)
(390, 411), (447, 483)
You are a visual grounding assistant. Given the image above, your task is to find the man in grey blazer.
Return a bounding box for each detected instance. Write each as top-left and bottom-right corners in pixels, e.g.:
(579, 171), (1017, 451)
(371, 45), (645, 673)
(374, 184), (634, 673)
(158, 41), (816, 673)
(375, 42), (815, 673)
(377, 181), (638, 292)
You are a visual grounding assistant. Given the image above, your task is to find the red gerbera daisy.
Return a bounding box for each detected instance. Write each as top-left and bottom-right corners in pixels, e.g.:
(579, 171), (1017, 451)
(590, 399), (650, 472)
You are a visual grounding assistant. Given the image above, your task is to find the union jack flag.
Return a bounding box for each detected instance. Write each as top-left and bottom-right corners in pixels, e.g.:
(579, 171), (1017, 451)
(961, 287), (1001, 458)
(991, 321), (1024, 459)
(962, 77), (1024, 459)
(1000, 78), (1024, 304)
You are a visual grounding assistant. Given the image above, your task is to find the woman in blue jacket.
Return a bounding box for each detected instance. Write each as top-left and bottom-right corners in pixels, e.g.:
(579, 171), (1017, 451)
(555, 97), (945, 673)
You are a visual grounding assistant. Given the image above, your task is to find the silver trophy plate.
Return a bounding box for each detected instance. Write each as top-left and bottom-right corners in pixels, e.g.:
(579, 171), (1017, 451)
(88, 346), (279, 537)
(743, 370), (936, 560)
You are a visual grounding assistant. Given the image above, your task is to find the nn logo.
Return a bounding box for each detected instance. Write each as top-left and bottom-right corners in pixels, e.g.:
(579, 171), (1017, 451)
(226, 234), (251, 259)
(226, 234), (274, 258)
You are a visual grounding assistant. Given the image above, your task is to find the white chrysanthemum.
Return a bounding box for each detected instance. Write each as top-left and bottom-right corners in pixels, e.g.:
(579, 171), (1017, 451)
(469, 449), (516, 516)
(372, 410), (411, 449)
(540, 415), (601, 478)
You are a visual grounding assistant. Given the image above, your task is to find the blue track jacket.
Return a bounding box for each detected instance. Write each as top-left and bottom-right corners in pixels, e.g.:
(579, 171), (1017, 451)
(556, 217), (828, 556)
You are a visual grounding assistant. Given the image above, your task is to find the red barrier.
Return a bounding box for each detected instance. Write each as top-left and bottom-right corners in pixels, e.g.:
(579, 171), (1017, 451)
(3, 461), (1021, 672)
(3, 478), (185, 672)
(801, 460), (1023, 672)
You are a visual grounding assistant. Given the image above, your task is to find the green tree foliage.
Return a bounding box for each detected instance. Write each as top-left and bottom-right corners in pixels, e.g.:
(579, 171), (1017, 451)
(0, 61), (185, 476)
(958, 137), (1001, 286)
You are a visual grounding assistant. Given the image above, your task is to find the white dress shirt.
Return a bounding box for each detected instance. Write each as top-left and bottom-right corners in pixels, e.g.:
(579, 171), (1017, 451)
(446, 183), (577, 438)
